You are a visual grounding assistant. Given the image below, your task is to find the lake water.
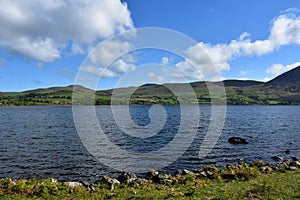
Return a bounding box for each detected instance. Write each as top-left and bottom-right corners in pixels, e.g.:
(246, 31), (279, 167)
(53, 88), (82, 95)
(0, 106), (299, 182)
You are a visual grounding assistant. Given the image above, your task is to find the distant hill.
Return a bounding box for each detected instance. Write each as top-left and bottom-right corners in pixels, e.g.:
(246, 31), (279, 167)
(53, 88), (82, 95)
(267, 66), (300, 86)
(222, 80), (263, 87)
(1, 66), (300, 105)
(256, 66), (300, 102)
(25, 85), (94, 94)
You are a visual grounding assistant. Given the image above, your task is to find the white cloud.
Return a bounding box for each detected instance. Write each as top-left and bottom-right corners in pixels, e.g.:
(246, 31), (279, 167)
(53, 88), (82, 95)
(265, 63), (285, 75)
(89, 40), (133, 66)
(239, 32), (250, 40)
(285, 61), (300, 70)
(70, 43), (85, 55)
(186, 42), (231, 72)
(235, 77), (249, 81)
(80, 65), (117, 78)
(173, 61), (203, 80)
(270, 13), (300, 45)
(3, 37), (61, 62)
(261, 77), (272, 82)
(88, 39), (136, 77)
(0, 0), (134, 62)
(36, 62), (48, 70)
(110, 59), (136, 73)
(147, 72), (155, 78)
(147, 72), (164, 83)
(266, 61), (300, 75)
(179, 11), (300, 77)
(157, 76), (164, 82)
(160, 57), (169, 65)
(240, 70), (252, 76)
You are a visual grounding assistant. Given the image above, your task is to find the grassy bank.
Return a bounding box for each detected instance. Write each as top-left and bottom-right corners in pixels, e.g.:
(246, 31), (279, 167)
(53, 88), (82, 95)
(1, 160), (300, 199)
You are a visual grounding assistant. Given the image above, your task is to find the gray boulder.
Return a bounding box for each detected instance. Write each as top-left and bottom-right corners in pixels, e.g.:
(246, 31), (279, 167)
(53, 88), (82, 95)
(118, 172), (137, 184)
(95, 176), (120, 191)
(271, 156), (283, 161)
(228, 137), (249, 144)
(290, 166), (297, 171)
(64, 182), (83, 188)
(292, 157), (299, 161)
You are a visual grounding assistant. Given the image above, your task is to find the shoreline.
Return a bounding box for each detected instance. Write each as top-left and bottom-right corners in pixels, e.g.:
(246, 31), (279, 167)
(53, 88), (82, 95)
(1, 158), (299, 199)
(2, 157), (298, 182)
(1, 104), (300, 107)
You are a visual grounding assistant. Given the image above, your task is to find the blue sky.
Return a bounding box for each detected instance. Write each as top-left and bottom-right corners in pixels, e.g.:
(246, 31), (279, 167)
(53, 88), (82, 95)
(0, 0), (300, 91)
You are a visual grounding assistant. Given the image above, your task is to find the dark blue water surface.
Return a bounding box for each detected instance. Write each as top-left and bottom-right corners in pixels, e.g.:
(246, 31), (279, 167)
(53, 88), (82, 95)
(0, 106), (299, 181)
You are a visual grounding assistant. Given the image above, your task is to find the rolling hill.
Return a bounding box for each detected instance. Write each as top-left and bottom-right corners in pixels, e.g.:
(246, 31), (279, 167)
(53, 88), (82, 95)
(1, 66), (300, 106)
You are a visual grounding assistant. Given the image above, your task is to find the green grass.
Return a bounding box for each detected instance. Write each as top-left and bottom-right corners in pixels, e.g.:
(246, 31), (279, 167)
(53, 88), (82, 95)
(1, 168), (300, 199)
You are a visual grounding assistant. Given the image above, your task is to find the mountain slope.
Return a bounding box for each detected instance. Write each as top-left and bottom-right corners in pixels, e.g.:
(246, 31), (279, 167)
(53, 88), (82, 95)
(1, 66), (300, 105)
(267, 66), (300, 86)
(222, 80), (263, 87)
(122, 66), (300, 105)
(25, 85), (94, 94)
(249, 66), (300, 102)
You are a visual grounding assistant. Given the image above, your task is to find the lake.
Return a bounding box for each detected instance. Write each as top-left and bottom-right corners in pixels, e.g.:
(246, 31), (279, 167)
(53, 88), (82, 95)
(0, 105), (299, 182)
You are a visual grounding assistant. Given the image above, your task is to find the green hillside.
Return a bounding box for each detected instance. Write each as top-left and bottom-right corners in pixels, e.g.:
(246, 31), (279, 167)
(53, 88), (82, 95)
(1, 66), (300, 106)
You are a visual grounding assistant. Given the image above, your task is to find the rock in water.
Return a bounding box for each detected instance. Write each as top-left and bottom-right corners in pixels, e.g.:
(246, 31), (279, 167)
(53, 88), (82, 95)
(285, 149), (291, 154)
(228, 137), (249, 144)
(292, 157), (300, 161)
(271, 156), (283, 161)
(289, 161), (300, 167)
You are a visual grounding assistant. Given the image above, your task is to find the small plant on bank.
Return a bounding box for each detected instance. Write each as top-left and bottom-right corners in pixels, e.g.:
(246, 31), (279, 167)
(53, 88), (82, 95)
(221, 164), (259, 180)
